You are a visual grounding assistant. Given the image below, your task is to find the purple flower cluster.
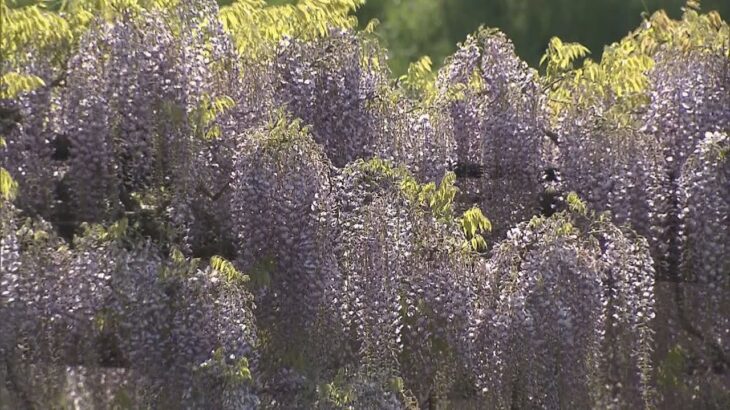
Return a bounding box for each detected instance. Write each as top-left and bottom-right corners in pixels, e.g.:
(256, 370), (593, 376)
(275, 31), (382, 167)
(1, 1), (728, 407)
(437, 29), (547, 238)
(469, 212), (655, 409)
(1, 204), (258, 407)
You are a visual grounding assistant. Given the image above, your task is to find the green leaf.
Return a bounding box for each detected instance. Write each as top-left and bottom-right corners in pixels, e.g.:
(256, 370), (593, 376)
(211, 255), (249, 284)
(566, 191), (587, 215)
(0, 168), (19, 201)
(0, 72), (45, 99)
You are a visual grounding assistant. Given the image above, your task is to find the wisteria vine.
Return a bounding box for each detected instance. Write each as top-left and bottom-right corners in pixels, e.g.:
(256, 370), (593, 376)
(1, 1), (728, 409)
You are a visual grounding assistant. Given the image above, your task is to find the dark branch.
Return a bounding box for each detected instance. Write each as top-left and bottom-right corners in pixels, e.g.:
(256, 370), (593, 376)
(672, 281), (729, 368)
(197, 177), (233, 201)
(453, 161), (485, 179)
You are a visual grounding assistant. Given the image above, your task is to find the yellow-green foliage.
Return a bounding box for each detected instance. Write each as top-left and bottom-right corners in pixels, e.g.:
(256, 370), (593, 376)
(0, 168), (18, 201)
(360, 156), (394, 174)
(210, 255), (249, 284)
(259, 110), (312, 152)
(542, 39), (613, 122)
(459, 206), (491, 252)
(78, 218), (129, 242)
(0, 134), (15, 201)
(0, 72), (46, 99)
(191, 94), (237, 140)
(0, 0), (179, 98)
(0, 1), (72, 63)
(401, 171), (458, 220)
(160, 246), (202, 278)
(540, 37), (591, 78)
(398, 55), (436, 101)
(200, 347), (252, 384)
(1, 1), (70, 97)
(52, 0), (179, 29)
(317, 370), (355, 407)
(218, 0), (364, 58)
(639, 2), (729, 55)
(1, 0), (365, 100)
(541, 35), (653, 123)
(354, 161), (493, 252)
(565, 192), (587, 215)
(542, 1), (729, 124)
(3, 0), (365, 66)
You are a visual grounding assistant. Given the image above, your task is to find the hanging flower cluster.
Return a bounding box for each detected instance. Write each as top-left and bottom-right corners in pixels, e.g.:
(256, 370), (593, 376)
(1, 1), (728, 408)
